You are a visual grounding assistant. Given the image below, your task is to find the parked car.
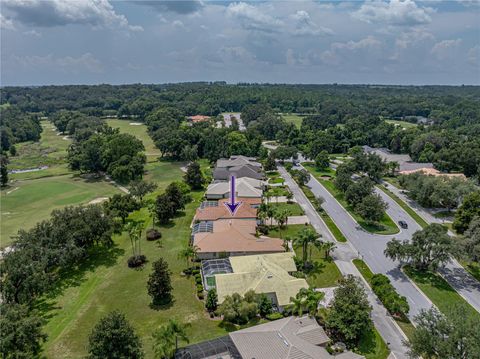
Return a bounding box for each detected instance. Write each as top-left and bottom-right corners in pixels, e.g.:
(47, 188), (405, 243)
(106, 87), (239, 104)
(398, 220), (408, 229)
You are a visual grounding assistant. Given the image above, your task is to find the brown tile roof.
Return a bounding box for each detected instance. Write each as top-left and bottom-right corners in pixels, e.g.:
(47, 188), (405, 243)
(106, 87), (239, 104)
(188, 115), (211, 122)
(194, 197), (260, 221)
(193, 219), (284, 254)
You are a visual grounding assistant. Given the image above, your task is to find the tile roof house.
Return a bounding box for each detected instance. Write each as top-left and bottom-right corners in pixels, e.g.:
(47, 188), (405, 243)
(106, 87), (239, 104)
(205, 177), (264, 200)
(214, 156), (264, 181)
(193, 219), (285, 260)
(216, 155), (262, 169)
(399, 167), (466, 179)
(215, 252), (308, 310)
(229, 316), (364, 359)
(362, 145), (435, 172)
(188, 115), (211, 123)
(194, 198), (259, 221)
(175, 316), (364, 359)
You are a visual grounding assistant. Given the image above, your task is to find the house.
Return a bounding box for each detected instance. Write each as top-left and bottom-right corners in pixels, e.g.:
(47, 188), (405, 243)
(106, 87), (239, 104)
(205, 177), (264, 200)
(193, 219), (284, 260)
(362, 145), (435, 172)
(188, 115), (211, 123)
(216, 155), (262, 169)
(213, 165), (264, 181)
(175, 316), (364, 359)
(194, 197), (259, 222)
(214, 252), (308, 311)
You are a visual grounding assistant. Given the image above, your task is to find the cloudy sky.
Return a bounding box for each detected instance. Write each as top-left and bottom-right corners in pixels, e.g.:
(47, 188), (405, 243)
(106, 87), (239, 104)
(1, 0), (479, 86)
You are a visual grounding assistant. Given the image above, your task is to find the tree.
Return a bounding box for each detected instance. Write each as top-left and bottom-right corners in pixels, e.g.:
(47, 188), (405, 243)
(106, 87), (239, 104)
(315, 196), (325, 210)
(295, 169), (310, 186)
(323, 242), (336, 259)
(274, 208), (290, 230)
(355, 194), (387, 224)
(148, 258), (173, 305)
(384, 224), (453, 271)
(152, 320), (189, 359)
(177, 246), (199, 267)
(334, 164), (353, 192)
(314, 150), (330, 170)
(290, 287), (325, 317)
(218, 291), (258, 324)
(129, 180), (157, 202)
(345, 176), (374, 207)
(293, 227), (321, 263)
(165, 182), (187, 212)
(0, 154), (9, 187)
(256, 293), (273, 317)
(87, 310), (144, 359)
(286, 191), (294, 203)
(325, 275), (372, 347)
(407, 305), (480, 359)
(205, 289), (218, 312)
(155, 193), (176, 224)
(458, 216), (480, 263)
(453, 191), (480, 234)
(0, 303), (47, 358)
(104, 194), (140, 224)
(264, 153), (276, 171)
(183, 161), (205, 190)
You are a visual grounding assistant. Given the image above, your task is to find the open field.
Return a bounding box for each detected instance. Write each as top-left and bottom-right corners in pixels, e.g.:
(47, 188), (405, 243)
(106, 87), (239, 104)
(280, 113), (303, 128)
(353, 259), (416, 341)
(304, 164), (399, 235)
(404, 266), (480, 322)
(9, 120), (72, 180)
(1, 175), (120, 248)
(385, 119), (418, 129)
(39, 161), (235, 358)
(107, 119), (161, 163)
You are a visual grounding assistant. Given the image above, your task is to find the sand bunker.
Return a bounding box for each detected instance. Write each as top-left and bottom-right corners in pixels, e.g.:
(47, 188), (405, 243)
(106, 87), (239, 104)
(129, 122), (143, 126)
(88, 197), (109, 205)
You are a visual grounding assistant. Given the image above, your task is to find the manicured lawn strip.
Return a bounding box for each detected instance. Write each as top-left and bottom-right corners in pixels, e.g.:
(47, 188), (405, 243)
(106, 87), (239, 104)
(377, 184), (428, 228)
(404, 266), (480, 322)
(266, 185), (290, 197)
(385, 119), (418, 129)
(280, 113), (303, 129)
(269, 202), (304, 216)
(107, 119), (161, 163)
(41, 161), (231, 358)
(353, 260), (416, 341)
(357, 327), (390, 359)
(303, 163), (336, 179)
(309, 173), (399, 235)
(269, 223), (312, 239)
(269, 177), (285, 184)
(461, 261), (480, 282)
(293, 244), (343, 288)
(1, 175), (120, 248)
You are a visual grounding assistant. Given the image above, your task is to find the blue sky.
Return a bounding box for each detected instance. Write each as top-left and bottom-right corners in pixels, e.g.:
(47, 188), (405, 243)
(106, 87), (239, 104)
(1, 0), (479, 86)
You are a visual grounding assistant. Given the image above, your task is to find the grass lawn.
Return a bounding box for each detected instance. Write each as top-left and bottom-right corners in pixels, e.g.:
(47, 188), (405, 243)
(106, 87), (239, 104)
(9, 120), (72, 180)
(280, 113), (303, 129)
(293, 244), (343, 288)
(461, 261), (480, 282)
(269, 177), (285, 184)
(107, 119), (161, 163)
(1, 175), (120, 248)
(269, 202), (304, 216)
(357, 327), (390, 359)
(269, 223), (312, 239)
(303, 163), (336, 179)
(265, 185), (290, 197)
(404, 266), (480, 322)
(40, 161), (231, 358)
(353, 259), (416, 341)
(377, 184), (428, 228)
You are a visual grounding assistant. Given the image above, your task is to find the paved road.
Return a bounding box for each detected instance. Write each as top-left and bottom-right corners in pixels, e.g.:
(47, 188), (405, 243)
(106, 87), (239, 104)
(278, 166), (409, 358)
(383, 182), (480, 313)
(281, 165), (434, 320)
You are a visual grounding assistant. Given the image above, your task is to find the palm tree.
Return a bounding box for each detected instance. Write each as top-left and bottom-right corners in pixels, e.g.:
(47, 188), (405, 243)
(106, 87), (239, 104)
(293, 227), (320, 263)
(178, 245), (199, 267)
(266, 204), (275, 227)
(153, 319), (190, 358)
(126, 222), (142, 256)
(323, 242), (336, 259)
(148, 201), (157, 229)
(290, 288), (325, 317)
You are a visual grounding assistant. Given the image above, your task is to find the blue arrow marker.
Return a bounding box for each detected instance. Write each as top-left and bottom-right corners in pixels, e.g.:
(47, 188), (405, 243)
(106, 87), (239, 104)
(224, 175), (242, 215)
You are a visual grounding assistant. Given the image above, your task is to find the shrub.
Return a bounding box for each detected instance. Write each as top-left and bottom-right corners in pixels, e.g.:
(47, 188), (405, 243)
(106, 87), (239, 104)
(257, 224), (269, 235)
(146, 228), (161, 241)
(196, 284), (203, 292)
(197, 292), (204, 300)
(266, 312), (283, 321)
(127, 255), (147, 268)
(195, 277), (202, 285)
(370, 274), (409, 317)
(192, 269), (200, 275)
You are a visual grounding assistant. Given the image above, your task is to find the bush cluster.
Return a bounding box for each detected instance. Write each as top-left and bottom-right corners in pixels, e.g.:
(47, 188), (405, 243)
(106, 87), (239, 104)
(371, 274), (409, 317)
(127, 255), (147, 268)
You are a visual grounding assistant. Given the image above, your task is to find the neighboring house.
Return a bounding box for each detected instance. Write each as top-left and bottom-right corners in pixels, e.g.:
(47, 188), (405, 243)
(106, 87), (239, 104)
(213, 165), (264, 181)
(362, 145), (435, 172)
(194, 198), (259, 221)
(216, 155), (262, 169)
(399, 167), (466, 179)
(193, 219), (284, 260)
(175, 316), (364, 359)
(214, 252), (308, 311)
(205, 177), (264, 200)
(188, 115), (211, 123)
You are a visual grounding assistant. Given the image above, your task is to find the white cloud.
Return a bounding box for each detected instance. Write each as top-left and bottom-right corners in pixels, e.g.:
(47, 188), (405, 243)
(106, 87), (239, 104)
(226, 2), (283, 32)
(12, 53), (104, 73)
(134, 0), (204, 14)
(2, 0), (142, 31)
(321, 36), (382, 65)
(395, 28), (434, 49)
(23, 29), (41, 37)
(218, 46), (256, 64)
(290, 10), (333, 36)
(172, 20), (186, 29)
(0, 14), (15, 30)
(353, 0), (434, 26)
(431, 39), (462, 60)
